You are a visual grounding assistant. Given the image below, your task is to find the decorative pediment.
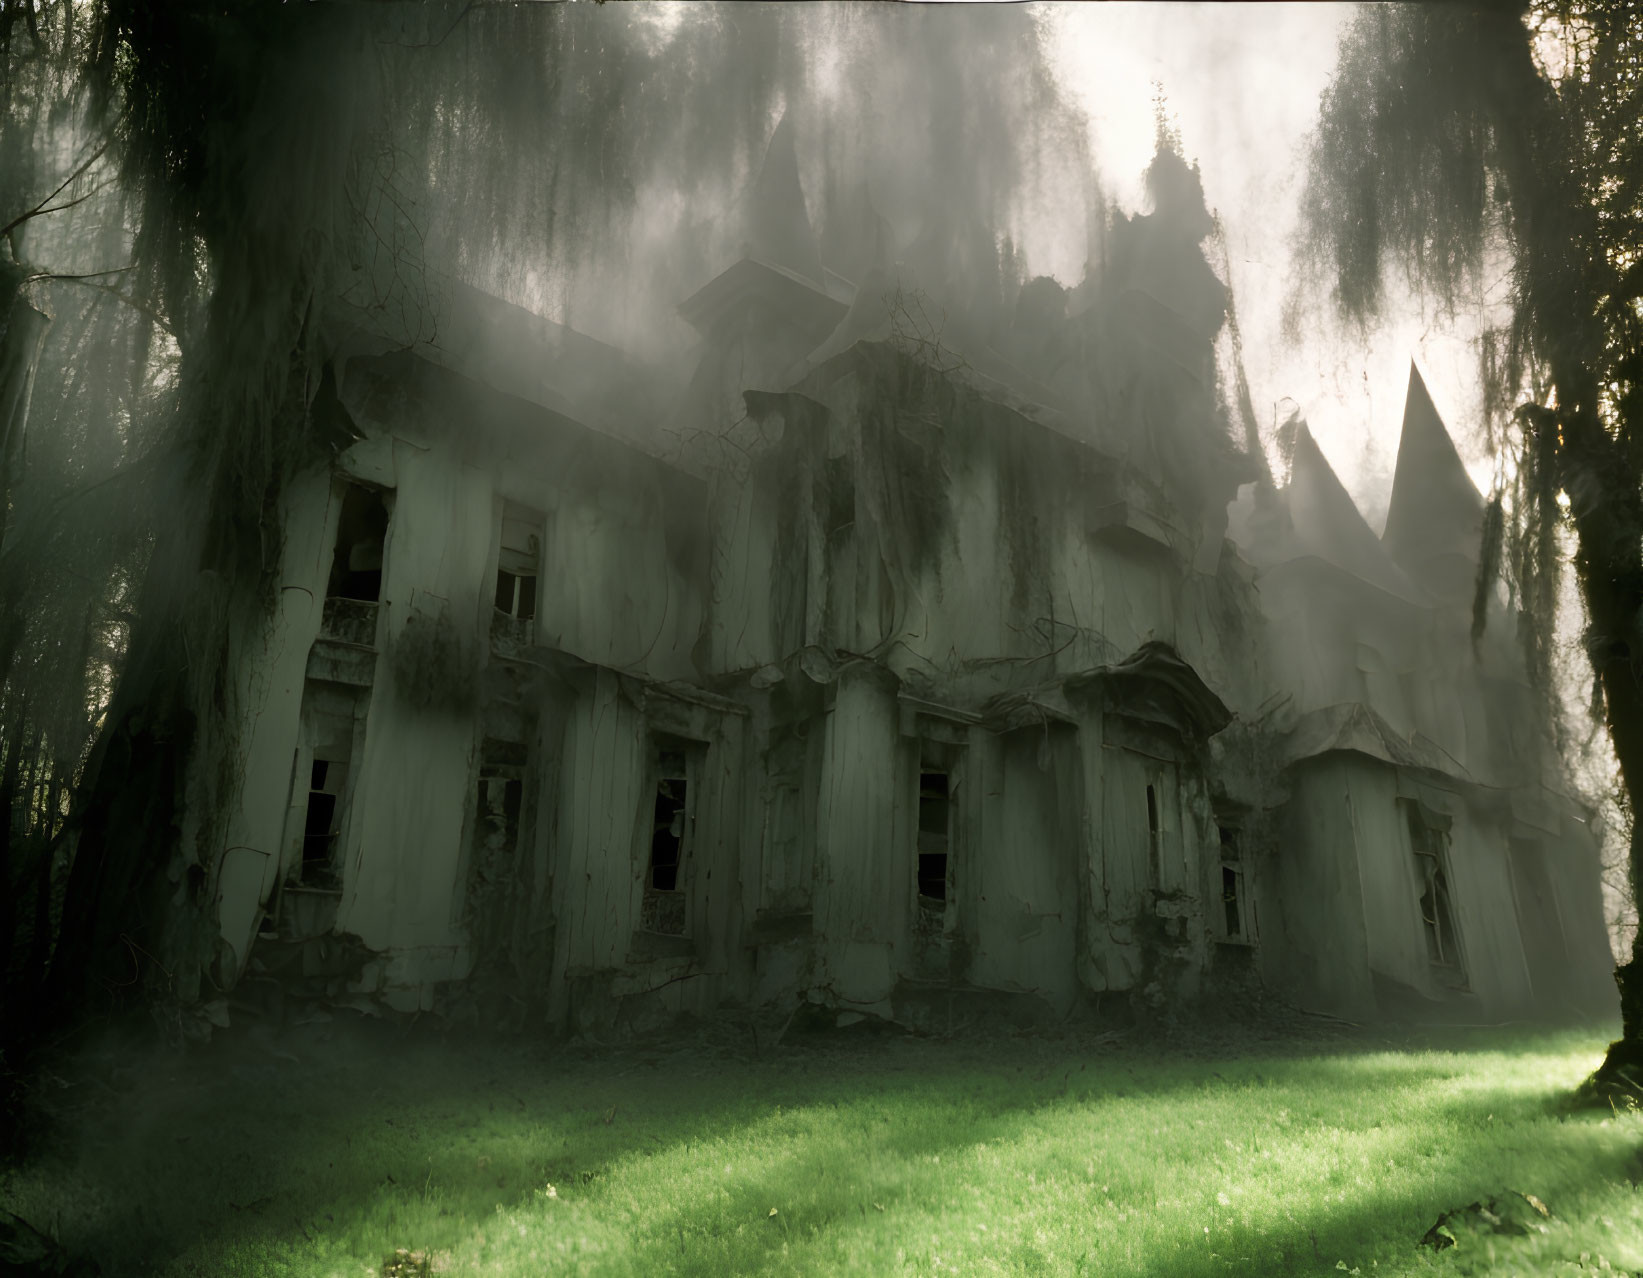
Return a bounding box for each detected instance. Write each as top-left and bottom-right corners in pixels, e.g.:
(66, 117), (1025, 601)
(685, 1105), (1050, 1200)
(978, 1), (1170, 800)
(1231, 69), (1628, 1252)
(1064, 641), (1232, 741)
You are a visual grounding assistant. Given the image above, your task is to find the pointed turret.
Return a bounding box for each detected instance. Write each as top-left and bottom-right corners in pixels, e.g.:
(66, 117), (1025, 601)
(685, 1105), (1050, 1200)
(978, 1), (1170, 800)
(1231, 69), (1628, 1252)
(1287, 421), (1426, 604)
(1381, 362), (1485, 600)
(746, 113), (825, 286)
(678, 114), (845, 349)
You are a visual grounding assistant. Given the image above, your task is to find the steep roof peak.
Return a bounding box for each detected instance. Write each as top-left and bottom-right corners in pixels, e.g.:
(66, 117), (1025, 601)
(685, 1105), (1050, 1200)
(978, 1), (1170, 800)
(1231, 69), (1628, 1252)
(1381, 361), (1485, 591)
(745, 112), (824, 286)
(1286, 419), (1427, 604)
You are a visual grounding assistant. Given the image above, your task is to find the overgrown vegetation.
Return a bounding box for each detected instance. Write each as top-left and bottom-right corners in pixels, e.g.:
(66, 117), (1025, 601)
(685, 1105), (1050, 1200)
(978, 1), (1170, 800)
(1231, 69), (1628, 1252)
(2, 1022), (1637, 1276)
(0, 1), (1100, 1083)
(1300, 0), (1643, 1092)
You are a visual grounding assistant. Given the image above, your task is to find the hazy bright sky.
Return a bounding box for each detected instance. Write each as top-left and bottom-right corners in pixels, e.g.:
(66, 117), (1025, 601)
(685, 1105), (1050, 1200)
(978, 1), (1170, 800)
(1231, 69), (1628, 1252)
(1043, 2), (1506, 528)
(565, 3), (1503, 528)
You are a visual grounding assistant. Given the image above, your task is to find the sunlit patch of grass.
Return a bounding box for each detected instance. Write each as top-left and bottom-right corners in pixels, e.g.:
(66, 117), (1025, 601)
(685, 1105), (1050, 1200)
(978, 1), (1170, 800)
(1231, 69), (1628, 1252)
(3, 1023), (1641, 1276)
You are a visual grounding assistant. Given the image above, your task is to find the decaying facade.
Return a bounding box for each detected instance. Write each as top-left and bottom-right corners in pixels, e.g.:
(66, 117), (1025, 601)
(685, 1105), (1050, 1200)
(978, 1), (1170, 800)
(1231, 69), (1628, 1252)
(195, 136), (1614, 1032)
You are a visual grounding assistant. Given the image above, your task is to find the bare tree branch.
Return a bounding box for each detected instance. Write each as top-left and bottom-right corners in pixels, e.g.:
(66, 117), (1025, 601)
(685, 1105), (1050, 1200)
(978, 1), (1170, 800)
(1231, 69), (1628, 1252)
(0, 135), (112, 242)
(35, 274), (175, 337)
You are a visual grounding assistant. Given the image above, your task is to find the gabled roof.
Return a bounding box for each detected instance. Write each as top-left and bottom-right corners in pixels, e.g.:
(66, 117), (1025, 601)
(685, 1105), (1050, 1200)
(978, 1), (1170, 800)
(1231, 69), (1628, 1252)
(1381, 362), (1485, 583)
(676, 256), (849, 342)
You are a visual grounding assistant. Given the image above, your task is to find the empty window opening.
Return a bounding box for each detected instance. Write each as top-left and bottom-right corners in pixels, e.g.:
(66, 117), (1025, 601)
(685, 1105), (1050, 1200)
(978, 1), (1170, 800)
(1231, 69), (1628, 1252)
(301, 756), (348, 886)
(286, 688), (361, 891)
(649, 775), (687, 892)
(1403, 801), (1463, 976)
(1219, 825), (1246, 940)
(642, 739), (695, 937)
(467, 739), (530, 933)
(477, 774), (523, 851)
(495, 570), (537, 621)
(917, 770), (951, 903)
(328, 483), (390, 603)
(494, 510), (541, 623)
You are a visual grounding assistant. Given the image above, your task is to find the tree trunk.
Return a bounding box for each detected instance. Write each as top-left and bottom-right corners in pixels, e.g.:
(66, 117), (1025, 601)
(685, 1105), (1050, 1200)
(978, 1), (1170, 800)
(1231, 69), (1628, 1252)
(1577, 567), (1643, 1090)
(0, 724), (25, 1035)
(1557, 406), (1643, 1092)
(1467, 1), (1643, 1093)
(0, 292), (50, 555)
(40, 492), (205, 1023)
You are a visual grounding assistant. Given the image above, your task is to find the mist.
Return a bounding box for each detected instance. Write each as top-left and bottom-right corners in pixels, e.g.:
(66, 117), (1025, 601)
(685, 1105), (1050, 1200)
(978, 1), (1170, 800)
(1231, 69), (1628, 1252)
(0, 4), (1629, 1274)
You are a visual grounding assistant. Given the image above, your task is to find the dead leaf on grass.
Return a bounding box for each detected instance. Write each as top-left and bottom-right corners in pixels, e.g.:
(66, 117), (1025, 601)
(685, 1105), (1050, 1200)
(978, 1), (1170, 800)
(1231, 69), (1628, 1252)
(380, 1248), (430, 1278)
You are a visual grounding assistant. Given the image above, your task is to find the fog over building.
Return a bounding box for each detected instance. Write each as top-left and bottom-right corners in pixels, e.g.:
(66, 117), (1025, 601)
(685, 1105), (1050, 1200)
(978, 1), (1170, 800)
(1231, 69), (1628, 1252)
(199, 124), (1611, 1033)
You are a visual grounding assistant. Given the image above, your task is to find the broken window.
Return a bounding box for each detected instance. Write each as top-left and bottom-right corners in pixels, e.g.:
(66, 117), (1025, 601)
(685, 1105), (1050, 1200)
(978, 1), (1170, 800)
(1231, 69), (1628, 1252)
(1402, 800), (1464, 982)
(917, 770), (951, 905)
(477, 773), (523, 852)
(301, 759), (346, 885)
(461, 737), (533, 943)
(327, 483), (390, 603)
(322, 483), (390, 646)
(286, 688), (361, 890)
(641, 737), (694, 936)
(1219, 824), (1248, 941)
(494, 509), (541, 625)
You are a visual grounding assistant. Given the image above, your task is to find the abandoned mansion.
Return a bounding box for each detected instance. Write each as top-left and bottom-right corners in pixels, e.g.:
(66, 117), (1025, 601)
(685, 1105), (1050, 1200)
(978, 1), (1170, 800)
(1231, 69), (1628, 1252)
(196, 137), (1614, 1032)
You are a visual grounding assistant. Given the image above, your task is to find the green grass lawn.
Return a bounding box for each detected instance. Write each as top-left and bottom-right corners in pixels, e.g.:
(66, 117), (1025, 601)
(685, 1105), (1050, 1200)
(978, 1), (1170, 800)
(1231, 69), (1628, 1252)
(4, 1016), (1642, 1276)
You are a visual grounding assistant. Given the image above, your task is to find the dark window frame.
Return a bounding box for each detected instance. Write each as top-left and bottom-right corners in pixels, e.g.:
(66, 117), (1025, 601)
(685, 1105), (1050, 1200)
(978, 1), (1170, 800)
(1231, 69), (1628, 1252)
(327, 481), (392, 605)
(641, 734), (699, 938)
(493, 506), (544, 633)
(917, 769), (952, 905)
(1401, 799), (1466, 983)
(1216, 823), (1254, 944)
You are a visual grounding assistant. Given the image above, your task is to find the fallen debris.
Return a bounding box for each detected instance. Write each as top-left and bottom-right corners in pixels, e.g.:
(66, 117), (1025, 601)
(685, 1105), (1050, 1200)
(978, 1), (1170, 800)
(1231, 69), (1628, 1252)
(379, 1248), (431, 1277)
(1419, 1191), (1551, 1250)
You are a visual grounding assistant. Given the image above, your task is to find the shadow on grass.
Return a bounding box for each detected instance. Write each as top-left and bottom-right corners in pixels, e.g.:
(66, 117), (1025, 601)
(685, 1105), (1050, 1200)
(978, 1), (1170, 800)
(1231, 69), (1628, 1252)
(602, 1058), (1630, 1275)
(15, 1019), (1627, 1276)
